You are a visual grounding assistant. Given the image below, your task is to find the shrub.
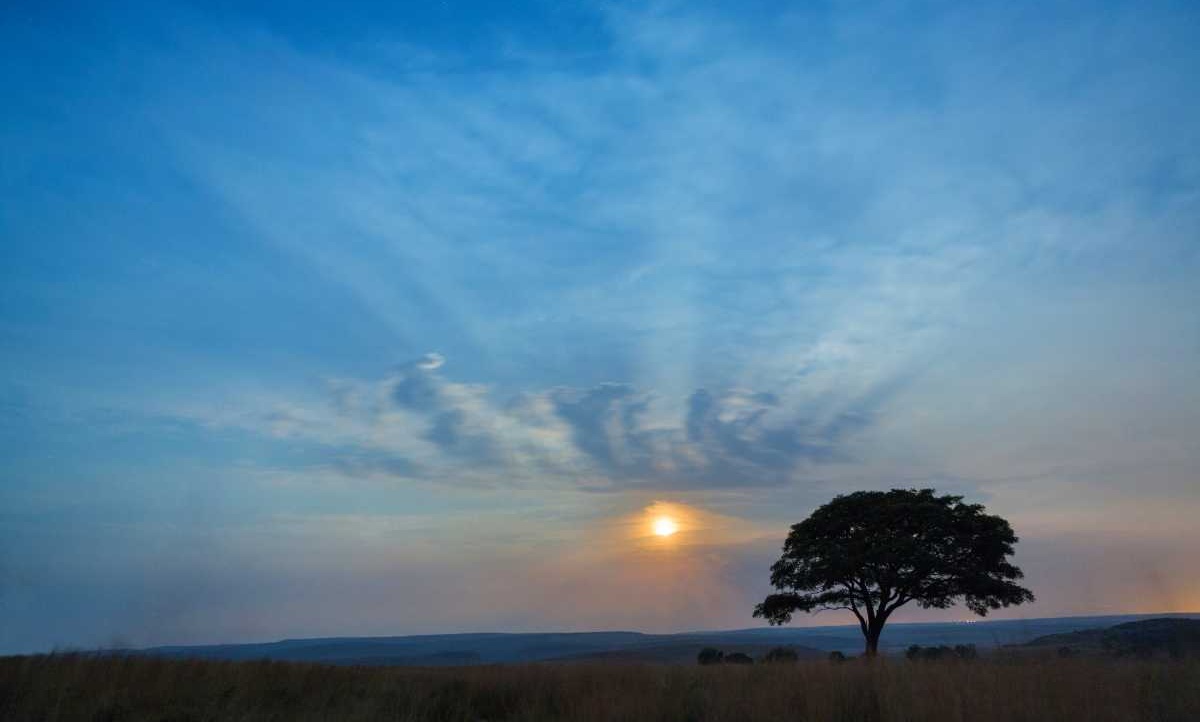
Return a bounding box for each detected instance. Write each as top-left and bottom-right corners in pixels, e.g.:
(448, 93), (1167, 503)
(906, 644), (978, 661)
(724, 652), (754, 665)
(696, 647), (724, 665)
(762, 647), (799, 664)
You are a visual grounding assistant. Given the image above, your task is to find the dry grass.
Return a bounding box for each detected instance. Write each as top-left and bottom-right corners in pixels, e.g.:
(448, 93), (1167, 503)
(1, 652), (1197, 721)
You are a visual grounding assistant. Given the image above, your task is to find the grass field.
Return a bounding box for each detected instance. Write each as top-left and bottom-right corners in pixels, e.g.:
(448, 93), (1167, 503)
(2, 652), (1197, 721)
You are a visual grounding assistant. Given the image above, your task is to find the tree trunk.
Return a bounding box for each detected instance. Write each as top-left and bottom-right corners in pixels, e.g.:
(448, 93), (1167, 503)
(864, 624), (883, 657)
(864, 634), (879, 657)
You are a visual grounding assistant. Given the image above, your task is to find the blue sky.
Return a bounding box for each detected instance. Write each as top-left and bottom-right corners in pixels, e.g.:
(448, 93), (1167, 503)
(2, 0), (1199, 652)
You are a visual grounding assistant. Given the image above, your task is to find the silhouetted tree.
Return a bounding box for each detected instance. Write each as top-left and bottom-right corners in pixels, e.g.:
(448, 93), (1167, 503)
(754, 489), (1034, 657)
(761, 647), (799, 664)
(697, 647), (724, 665)
(724, 652), (754, 665)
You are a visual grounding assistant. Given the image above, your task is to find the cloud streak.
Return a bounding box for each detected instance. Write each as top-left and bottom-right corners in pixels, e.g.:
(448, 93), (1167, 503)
(252, 353), (891, 491)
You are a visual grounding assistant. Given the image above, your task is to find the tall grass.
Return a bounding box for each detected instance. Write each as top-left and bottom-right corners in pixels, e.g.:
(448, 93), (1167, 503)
(1, 652), (1197, 721)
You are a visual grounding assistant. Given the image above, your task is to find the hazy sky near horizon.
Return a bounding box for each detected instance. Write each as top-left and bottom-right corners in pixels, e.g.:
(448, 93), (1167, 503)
(2, 0), (1199, 653)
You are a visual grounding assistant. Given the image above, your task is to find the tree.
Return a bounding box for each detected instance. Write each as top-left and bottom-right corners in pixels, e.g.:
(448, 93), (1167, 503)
(753, 489), (1034, 657)
(697, 647), (724, 665)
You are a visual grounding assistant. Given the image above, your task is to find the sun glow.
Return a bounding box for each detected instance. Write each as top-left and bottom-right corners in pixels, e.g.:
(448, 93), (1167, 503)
(653, 517), (678, 537)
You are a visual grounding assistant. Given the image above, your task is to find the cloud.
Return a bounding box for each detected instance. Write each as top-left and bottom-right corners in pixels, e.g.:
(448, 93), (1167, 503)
(416, 353), (444, 371)
(388, 358), (442, 411)
(550, 383), (654, 473)
(241, 353), (892, 492)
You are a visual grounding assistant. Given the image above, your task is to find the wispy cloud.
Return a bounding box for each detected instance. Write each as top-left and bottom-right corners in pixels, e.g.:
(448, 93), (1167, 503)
(218, 352), (890, 491)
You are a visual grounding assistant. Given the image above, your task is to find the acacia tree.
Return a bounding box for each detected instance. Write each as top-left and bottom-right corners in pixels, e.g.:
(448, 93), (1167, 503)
(754, 489), (1034, 656)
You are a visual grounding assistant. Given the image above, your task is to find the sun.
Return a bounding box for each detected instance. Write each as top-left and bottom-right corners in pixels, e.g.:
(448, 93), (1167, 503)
(653, 517), (678, 537)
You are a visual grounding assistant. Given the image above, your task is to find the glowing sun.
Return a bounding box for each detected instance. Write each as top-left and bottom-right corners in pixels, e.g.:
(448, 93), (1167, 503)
(653, 517), (678, 537)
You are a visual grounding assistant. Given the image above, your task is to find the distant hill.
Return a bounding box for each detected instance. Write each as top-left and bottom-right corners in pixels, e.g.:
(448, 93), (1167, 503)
(1016, 618), (1200, 657)
(127, 613), (1199, 666)
(135, 631), (826, 666)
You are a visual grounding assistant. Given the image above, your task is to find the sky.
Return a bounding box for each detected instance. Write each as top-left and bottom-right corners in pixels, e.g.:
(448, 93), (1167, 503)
(1, 0), (1198, 653)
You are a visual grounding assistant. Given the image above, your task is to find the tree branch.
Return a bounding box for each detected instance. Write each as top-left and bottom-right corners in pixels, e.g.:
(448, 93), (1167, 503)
(848, 600), (868, 636)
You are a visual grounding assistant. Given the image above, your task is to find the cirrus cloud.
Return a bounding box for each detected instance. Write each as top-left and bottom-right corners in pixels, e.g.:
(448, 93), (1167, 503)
(245, 352), (894, 491)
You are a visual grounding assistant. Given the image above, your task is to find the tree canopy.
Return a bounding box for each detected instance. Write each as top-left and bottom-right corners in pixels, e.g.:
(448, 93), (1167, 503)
(754, 488), (1034, 655)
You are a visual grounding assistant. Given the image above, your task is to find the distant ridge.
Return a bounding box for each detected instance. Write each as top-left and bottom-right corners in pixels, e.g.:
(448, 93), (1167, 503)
(127, 613), (1200, 666)
(1015, 617), (1200, 657)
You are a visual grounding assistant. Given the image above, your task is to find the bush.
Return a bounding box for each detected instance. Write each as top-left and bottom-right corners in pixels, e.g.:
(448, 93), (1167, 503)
(906, 644), (978, 661)
(724, 652), (754, 665)
(696, 647), (724, 665)
(828, 651), (847, 663)
(762, 647), (799, 664)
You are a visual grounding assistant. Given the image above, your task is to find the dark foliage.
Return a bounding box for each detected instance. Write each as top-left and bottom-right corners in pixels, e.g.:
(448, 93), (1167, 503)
(762, 647), (799, 664)
(755, 489), (1034, 655)
(724, 652), (754, 665)
(697, 647), (725, 665)
(905, 644), (978, 661)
